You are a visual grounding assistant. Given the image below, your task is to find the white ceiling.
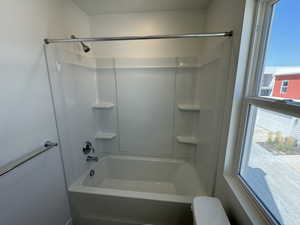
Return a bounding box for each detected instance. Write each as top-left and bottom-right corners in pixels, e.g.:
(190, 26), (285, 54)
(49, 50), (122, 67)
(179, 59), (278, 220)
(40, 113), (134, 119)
(72, 0), (210, 15)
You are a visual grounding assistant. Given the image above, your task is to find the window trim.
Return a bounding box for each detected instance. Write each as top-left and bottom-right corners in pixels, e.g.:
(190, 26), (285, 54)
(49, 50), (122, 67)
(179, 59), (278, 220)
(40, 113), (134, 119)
(245, 0), (277, 97)
(231, 0), (300, 225)
(232, 0), (279, 175)
(246, 97), (300, 117)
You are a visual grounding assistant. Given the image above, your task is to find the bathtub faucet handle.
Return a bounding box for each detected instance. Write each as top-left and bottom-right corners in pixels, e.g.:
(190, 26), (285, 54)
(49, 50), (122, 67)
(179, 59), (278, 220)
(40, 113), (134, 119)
(82, 141), (94, 155)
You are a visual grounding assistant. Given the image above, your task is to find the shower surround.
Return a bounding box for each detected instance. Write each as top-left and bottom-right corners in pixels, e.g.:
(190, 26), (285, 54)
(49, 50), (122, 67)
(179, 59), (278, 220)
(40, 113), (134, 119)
(45, 25), (229, 225)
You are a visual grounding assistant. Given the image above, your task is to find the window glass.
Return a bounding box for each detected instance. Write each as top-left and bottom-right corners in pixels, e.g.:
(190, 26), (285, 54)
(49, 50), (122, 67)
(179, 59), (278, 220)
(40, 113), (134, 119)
(240, 107), (300, 225)
(259, 0), (300, 101)
(280, 80), (288, 93)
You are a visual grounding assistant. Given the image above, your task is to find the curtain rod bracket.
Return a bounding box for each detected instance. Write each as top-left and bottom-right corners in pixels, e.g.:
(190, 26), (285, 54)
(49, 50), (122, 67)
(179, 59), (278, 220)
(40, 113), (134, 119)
(226, 31), (233, 36)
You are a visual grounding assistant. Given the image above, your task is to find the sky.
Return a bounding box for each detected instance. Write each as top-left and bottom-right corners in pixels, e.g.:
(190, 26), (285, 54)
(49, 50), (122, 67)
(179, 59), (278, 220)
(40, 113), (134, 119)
(265, 0), (300, 66)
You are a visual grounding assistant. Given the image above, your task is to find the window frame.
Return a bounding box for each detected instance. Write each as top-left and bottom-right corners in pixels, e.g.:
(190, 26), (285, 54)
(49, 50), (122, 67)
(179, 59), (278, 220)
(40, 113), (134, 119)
(233, 0), (300, 225)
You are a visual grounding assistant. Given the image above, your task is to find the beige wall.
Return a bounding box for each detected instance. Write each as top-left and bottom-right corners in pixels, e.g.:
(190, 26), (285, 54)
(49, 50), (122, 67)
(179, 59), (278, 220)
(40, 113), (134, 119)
(89, 10), (205, 58)
(0, 0), (90, 224)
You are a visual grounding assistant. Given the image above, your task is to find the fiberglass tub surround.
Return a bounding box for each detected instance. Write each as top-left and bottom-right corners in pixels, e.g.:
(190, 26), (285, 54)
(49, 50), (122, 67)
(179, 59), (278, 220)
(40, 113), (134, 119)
(45, 37), (230, 225)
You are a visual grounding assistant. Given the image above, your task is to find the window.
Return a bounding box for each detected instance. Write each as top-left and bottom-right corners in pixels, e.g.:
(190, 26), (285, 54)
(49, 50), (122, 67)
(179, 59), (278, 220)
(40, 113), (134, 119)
(237, 1), (300, 225)
(280, 80), (288, 93)
(240, 107), (300, 225)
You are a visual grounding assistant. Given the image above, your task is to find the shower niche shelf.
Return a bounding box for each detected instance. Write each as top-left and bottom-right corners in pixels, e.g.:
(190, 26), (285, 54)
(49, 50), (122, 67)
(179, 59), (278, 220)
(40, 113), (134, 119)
(92, 102), (114, 109)
(177, 104), (200, 112)
(95, 132), (116, 140)
(176, 136), (198, 145)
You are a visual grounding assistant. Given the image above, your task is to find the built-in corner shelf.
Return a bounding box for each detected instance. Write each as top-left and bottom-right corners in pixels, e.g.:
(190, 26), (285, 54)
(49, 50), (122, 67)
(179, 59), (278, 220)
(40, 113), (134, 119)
(176, 136), (198, 145)
(177, 104), (200, 112)
(95, 132), (116, 140)
(92, 102), (114, 109)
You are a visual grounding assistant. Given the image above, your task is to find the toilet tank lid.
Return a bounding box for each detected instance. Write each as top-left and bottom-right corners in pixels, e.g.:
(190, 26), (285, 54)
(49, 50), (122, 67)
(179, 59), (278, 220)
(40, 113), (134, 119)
(192, 197), (231, 225)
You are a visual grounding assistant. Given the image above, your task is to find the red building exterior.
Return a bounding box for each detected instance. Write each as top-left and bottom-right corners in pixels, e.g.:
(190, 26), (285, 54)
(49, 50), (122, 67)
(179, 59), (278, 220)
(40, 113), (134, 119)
(272, 74), (300, 100)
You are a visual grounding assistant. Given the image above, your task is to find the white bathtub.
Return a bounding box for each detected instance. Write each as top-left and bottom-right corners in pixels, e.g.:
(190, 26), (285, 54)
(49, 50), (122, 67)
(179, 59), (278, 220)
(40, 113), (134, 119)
(69, 155), (206, 225)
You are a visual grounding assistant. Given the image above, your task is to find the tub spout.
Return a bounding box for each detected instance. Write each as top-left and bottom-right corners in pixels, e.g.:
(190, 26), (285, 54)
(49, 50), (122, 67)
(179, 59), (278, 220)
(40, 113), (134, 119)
(86, 155), (98, 162)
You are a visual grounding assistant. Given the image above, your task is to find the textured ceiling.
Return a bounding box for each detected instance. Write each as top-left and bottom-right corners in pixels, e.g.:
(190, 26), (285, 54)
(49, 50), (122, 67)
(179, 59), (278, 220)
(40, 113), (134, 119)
(72, 0), (210, 15)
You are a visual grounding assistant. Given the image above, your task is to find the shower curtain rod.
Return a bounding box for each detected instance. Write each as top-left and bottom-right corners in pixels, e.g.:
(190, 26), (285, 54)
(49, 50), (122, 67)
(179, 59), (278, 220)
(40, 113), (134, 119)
(44, 31), (233, 44)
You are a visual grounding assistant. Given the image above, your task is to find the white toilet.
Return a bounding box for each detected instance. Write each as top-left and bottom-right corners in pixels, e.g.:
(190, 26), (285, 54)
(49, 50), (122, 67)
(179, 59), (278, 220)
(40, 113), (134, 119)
(192, 197), (231, 225)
